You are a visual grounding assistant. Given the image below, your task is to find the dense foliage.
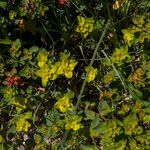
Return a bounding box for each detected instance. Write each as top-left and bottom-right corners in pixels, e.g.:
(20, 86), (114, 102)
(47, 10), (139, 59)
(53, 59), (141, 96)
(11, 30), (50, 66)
(0, 0), (150, 149)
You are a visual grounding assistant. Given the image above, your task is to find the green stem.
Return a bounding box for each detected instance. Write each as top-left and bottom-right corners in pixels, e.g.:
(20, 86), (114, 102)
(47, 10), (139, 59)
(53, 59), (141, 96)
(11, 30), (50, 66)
(40, 21), (55, 45)
(101, 50), (127, 93)
(75, 19), (110, 110)
(70, 0), (86, 18)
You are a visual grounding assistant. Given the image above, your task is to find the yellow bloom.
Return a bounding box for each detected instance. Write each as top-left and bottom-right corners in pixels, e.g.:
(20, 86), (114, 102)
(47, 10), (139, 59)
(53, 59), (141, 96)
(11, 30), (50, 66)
(10, 112), (32, 132)
(56, 61), (64, 75)
(57, 53), (70, 75)
(111, 46), (131, 66)
(3, 87), (16, 99)
(9, 10), (17, 20)
(52, 125), (59, 132)
(36, 64), (50, 87)
(37, 50), (49, 68)
(122, 29), (134, 46)
(54, 91), (74, 113)
(139, 32), (150, 43)
(132, 26), (141, 33)
(56, 53), (78, 78)
(54, 95), (73, 113)
(132, 16), (145, 27)
(12, 97), (27, 113)
(65, 120), (81, 131)
(68, 59), (78, 71)
(76, 16), (94, 38)
(15, 118), (31, 132)
(64, 59), (78, 78)
(64, 70), (73, 78)
(85, 66), (98, 83)
(65, 115), (82, 131)
(49, 64), (59, 80)
(104, 71), (115, 84)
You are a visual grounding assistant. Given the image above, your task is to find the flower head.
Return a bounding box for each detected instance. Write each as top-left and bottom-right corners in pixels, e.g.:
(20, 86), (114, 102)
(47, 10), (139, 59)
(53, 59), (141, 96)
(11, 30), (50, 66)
(54, 91), (74, 113)
(37, 50), (49, 68)
(76, 16), (95, 38)
(111, 46), (131, 66)
(122, 29), (134, 46)
(36, 64), (50, 87)
(65, 115), (82, 131)
(10, 112), (32, 132)
(132, 15), (145, 27)
(57, 53), (78, 78)
(12, 97), (27, 113)
(15, 117), (31, 132)
(85, 66), (98, 83)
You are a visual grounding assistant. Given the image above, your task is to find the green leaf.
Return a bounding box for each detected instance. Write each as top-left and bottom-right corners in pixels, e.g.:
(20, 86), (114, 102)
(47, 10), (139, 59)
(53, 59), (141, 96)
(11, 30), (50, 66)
(66, 90), (74, 99)
(26, 85), (33, 95)
(128, 84), (143, 100)
(124, 114), (138, 135)
(113, 140), (127, 150)
(29, 46), (39, 53)
(90, 116), (101, 137)
(7, 125), (16, 134)
(81, 145), (99, 150)
(129, 139), (137, 150)
(94, 19), (105, 30)
(0, 39), (11, 44)
(98, 101), (111, 115)
(84, 108), (95, 120)
(24, 112), (32, 119)
(0, 144), (5, 150)
(14, 39), (21, 49)
(45, 108), (60, 126)
(37, 124), (47, 135)
(116, 119), (124, 127)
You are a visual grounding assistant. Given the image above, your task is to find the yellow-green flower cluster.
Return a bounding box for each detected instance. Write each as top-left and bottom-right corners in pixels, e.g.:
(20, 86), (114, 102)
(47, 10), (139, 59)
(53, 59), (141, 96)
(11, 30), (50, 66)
(103, 71), (115, 84)
(36, 51), (78, 87)
(65, 115), (82, 131)
(9, 10), (17, 20)
(122, 15), (150, 45)
(12, 97), (27, 113)
(85, 66), (98, 83)
(34, 134), (47, 150)
(111, 46), (131, 66)
(37, 50), (49, 68)
(76, 16), (95, 38)
(128, 68), (145, 87)
(56, 52), (78, 78)
(54, 91), (74, 113)
(22, 46), (38, 61)
(3, 87), (16, 99)
(10, 112), (32, 132)
(9, 39), (21, 57)
(122, 28), (134, 46)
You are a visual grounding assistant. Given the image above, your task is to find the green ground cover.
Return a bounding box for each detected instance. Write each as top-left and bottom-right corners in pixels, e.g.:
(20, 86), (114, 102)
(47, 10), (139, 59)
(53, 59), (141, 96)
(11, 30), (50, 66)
(0, 0), (150, 149)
